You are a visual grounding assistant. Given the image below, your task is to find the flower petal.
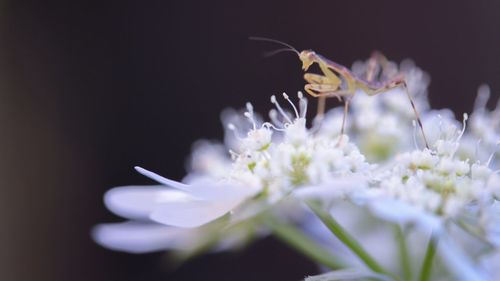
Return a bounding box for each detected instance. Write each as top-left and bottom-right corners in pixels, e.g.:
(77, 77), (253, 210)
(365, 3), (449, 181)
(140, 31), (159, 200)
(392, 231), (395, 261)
(183, 177), (260, 200)
(293, 176), (368, 201)
(104, 185), (192, 220)
(482, 201), (500, 247)
(92, 221), (194, 253)
(134, 166), (189, 191)
(150, 199), (243, 228)
(135, 166), (260, 200)
(368, 199), (443, 233)
(439, 235), (489, 281)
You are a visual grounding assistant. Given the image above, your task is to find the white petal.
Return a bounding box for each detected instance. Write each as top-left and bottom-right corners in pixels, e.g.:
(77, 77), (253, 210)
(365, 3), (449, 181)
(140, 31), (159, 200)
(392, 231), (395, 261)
(294, 177), (368, 201)
(135, 167), (260, 201)
(480, 251), (500, 280)
(150, 199), (243, 228)
(183, 177), (260, 200)
(104, 185), (193, 220)
(482, 201), (500, 247)
(92, 221), (194, 253)
(439, 235), (489, 281)
(368, 199), (443, 233)
(134, 166), (189, 190)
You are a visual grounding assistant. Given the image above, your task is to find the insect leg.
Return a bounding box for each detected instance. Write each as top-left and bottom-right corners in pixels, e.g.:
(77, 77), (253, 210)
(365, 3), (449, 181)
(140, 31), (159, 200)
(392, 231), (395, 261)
(363, 80), (430, 150)
(304, 85), (354, 99)
(401, 82), (430, 150)
(317, 64), (344, 118)
(304, 73), (333, 84)
(336, 97), (351, 147)
(317, 96), (326, 120)
(365, 51), (391, 81)
(304, 73), (328, 115)
(304, 72), (342, 118)
(304, 83), (355, 146)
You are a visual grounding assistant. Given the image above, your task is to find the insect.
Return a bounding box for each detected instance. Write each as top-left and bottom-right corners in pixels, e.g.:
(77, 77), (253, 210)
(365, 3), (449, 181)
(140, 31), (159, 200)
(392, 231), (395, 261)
(250, 37), (430, 149)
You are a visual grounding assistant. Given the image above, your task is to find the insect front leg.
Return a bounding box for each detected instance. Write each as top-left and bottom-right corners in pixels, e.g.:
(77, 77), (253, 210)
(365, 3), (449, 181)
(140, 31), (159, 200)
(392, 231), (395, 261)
(304, 73), (336, 85)
(304, 72), (342, 117)
(304, 84), (355, 146)
(303, 85), (353, 99)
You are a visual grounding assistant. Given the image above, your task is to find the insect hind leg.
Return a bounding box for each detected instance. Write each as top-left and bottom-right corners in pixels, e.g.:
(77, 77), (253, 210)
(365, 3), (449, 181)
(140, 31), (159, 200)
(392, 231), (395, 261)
(364, 79), (430, 150)
(336, 97), (351, 147)
(401, 82), (430, 150)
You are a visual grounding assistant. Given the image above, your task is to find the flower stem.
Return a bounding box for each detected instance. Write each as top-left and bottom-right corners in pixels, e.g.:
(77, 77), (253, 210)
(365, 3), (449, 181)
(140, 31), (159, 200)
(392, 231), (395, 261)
(394, 225), (411, 281)
(418, 235), (437, 281)
(265, 216), (345, 270)
(307, 201), (400, 281)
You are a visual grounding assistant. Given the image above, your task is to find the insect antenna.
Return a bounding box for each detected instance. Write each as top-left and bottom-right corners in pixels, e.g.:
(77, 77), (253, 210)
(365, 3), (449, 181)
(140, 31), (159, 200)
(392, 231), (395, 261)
(263, 48), (299, 57)
(249, 36), (300, 56)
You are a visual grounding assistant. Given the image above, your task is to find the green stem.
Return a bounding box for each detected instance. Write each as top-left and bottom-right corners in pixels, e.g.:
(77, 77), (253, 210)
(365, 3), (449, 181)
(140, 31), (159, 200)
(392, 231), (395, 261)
(265, 216), (344, 270)
(394, 225), (411, 281)
(308, 201), (401, 281)
(418, 235), (438, 281)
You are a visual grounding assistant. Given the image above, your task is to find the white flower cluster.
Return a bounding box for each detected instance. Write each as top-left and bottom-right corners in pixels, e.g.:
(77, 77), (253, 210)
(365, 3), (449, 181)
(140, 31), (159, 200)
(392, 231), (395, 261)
(369, 114), (499, 219)
(319, 59), (431, 162)
(93, 92), (373, 255)
(94, 55), (500, 281)
(459, 85), (500, 169)
(226, 93), (371, 202)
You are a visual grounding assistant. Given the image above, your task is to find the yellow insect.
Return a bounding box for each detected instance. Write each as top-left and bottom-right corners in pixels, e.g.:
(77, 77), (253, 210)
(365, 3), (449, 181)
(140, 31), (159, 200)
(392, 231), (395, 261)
(250, 37), (430, 149)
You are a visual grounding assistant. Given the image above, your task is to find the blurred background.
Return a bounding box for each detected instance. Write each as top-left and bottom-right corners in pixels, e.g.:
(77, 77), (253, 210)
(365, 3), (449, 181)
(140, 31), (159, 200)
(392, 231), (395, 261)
(0, 1), (499, 280)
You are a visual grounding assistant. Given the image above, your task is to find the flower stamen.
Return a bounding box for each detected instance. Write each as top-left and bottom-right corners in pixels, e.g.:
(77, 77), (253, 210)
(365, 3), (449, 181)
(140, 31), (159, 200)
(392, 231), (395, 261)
(283, 92), (300, 119)
(298, 91), (308, 119)
(244, 102), (257, 130)
(412, 120), (420, 150)
(262, 122), (285, 132)
(486, 142), (499, 167)
(271, 95), (293, 124)
(227, 123), (244, 140)
(269, 109), (284, 128)
(456, 113), (468, 142)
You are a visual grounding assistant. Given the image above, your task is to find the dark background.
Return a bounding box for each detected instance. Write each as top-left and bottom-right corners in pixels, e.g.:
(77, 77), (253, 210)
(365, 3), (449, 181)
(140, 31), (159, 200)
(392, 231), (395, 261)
(0, 1), (499, 280)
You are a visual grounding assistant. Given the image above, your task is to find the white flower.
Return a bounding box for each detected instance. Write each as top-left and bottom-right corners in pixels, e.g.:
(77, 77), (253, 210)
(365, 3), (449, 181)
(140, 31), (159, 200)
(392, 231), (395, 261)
(458, 85), (499, 169)
(185, 140), (231, 179)
(318, 57), (432, 162)
(96, 92), (371, 253)
(365, 114), (500, 239)
(93, 50), (500, 281)
(223, 92), (371, 204)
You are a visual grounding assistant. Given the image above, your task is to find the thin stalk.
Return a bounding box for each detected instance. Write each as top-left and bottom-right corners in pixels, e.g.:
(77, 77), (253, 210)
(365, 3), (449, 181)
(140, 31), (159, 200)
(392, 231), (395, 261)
(266, 216), (344, 270)
(308, 201), (401, 281)
(394, 225), (411, 281)
(418, 235), (438, 281)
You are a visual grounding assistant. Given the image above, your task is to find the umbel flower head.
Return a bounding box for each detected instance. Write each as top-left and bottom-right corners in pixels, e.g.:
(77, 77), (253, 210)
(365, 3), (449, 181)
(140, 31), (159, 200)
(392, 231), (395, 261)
(318, 58), (432, 162)
(94, 92), (371, 253)
(458, 85), (500, 169)
(367, 113), (499, 231)
(94, 52), (500, 281)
